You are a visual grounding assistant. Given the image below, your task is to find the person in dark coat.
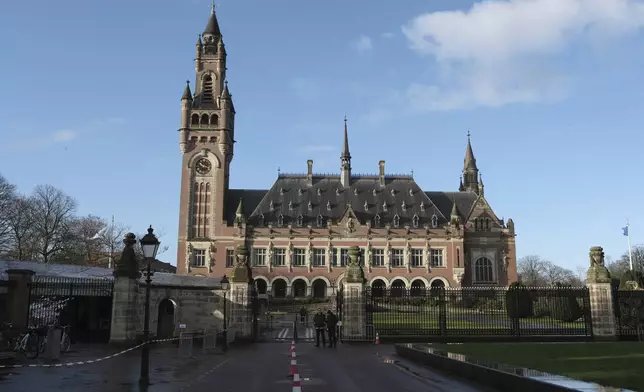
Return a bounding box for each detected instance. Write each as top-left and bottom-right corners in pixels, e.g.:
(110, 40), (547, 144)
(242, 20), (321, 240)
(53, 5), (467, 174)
(313, 308), (326, 347)
(325, 310), (338, 348)
(299, 306), (307, 323)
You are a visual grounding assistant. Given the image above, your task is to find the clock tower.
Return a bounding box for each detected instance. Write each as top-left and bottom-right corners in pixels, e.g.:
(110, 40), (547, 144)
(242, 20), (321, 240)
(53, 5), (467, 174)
(176, 6), (236, 274)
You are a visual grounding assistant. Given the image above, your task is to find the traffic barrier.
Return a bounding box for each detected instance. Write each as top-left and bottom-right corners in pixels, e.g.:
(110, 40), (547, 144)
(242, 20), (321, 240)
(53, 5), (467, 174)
(375, 332), (380, 345)
(289, 349), (298, 376)
(292, 370), (302, 392)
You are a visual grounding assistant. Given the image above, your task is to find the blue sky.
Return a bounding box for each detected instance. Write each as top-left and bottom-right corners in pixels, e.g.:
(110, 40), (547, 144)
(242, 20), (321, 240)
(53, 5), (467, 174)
(1, 0), (644, 270)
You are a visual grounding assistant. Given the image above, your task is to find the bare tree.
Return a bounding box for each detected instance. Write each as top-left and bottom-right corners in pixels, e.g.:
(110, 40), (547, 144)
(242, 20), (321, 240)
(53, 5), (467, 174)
(96, 216), (130, 269)
(518, 255), (547, 286)
(63, 215), (107, 265)
(575, 265), (587, 284)
(5, 196), (36, 260)
(29, 185), (77, 263)
(620, 245), (644, 272)
(542, 261), (576, 286)
(0, 174), (16, 255)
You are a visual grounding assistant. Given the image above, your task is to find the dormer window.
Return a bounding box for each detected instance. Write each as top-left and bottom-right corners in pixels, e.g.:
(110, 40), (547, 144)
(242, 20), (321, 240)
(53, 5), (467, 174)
(372, 189), (377, 196)
(296, 214), (303, 227)
(288, 201), (293, 211)
(390, 189), (395, 196)
(420, 201), (425, 212)
(298, 188), (303, 196)
(409, 189), (414, 196)
(317, 188), (322, 196)
(280, 188), (285, 196)
(364, 200), (369, 211)
(412, 214), (419, 228)
(382, 202), (387, 212)
(326, 201), (332, 211)
(401, 201), (407, 211)
(393, 214), (400, 228)
(374, 214), (381, 228)
(308, 201), (312, 211)
(269, 201), (274, 211)
(258, 214), (265, 227)
(316, 214), (324, 227)
(353, 188), (359, 195)
(431, 214), (438, 228)
(277, 214), (284, 227)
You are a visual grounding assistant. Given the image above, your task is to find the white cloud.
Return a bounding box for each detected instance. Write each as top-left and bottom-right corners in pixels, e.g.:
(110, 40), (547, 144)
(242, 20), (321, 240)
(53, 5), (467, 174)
(53, 130), (76, 142)
(354, 35), (373, 53)
(402, 0), (644, 110)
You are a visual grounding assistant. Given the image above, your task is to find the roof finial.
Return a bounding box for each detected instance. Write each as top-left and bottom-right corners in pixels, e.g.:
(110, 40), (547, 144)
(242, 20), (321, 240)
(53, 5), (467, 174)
(186, 80), (190, 85)
(211, 0), (216, 13)
(411, 169), (414, 178)
(467, 130), (471, 140)
(277, 166), (281, 176)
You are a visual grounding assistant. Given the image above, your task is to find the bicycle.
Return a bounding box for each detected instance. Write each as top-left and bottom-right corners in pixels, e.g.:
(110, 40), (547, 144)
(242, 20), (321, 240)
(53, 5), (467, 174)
(38, 325), (72, 354)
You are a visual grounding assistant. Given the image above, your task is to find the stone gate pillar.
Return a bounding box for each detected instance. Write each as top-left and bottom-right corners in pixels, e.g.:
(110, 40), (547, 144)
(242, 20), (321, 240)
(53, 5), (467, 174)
(109, 233), (141, 344)
(229, 244), (253, 341)
(586, 246), (616, 339)
(342, 246), (367, 340)
(6, 269), (35, 331)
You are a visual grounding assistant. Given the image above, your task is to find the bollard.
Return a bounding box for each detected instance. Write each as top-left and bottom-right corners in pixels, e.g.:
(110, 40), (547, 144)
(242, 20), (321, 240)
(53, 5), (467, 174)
(45, 327), (62, 362)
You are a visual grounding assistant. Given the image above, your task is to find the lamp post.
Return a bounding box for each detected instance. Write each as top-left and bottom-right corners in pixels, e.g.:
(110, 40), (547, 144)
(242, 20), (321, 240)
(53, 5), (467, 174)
(220, 275), (230, 352)
(138, 226), (160, 389)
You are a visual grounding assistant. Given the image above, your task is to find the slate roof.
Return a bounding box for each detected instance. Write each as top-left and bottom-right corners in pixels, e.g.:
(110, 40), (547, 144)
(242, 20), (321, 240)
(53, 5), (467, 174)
(0, 260), (220, 288)
(225, 175), (481, 228)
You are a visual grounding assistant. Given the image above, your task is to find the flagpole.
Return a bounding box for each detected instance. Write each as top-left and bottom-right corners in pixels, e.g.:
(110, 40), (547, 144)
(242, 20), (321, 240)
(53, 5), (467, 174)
(108, 214), (115, 270)
(627, 219), (634, 271)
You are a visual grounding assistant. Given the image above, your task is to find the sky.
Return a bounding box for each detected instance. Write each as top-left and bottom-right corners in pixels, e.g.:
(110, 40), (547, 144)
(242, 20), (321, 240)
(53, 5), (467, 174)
(1, 0), (644, 271)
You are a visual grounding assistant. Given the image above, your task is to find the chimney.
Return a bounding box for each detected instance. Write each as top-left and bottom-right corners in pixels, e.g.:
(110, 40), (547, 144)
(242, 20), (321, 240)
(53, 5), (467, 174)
(307, 159), (313, 187)
(379, 160), (385, 186)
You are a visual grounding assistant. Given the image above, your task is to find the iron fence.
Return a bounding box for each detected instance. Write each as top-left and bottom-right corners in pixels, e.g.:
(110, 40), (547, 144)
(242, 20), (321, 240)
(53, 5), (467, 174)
(366, 286), (593, 338)
(27, 276), (114, 343)
(614, 289), (644, 340)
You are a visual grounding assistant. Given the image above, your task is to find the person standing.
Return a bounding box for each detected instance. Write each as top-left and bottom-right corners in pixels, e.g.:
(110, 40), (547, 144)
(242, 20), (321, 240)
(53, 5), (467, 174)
(325, 310), (338, 348)
(313, 308), (326, 347)
(299, 306), (307, 324)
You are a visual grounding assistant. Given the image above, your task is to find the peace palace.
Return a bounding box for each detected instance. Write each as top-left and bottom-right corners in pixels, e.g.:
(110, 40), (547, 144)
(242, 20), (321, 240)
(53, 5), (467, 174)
(175, 8), (518, 298)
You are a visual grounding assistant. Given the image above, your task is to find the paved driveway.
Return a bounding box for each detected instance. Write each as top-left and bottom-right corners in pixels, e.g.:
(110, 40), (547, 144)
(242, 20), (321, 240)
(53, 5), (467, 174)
(0, 342), (494, 391)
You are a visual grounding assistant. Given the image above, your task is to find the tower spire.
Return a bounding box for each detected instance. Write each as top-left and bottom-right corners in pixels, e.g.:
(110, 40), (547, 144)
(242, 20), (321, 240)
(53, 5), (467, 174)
(340, 116), (352, 188)
(462, 131), (480, 194)
(203, 2), (221, 38)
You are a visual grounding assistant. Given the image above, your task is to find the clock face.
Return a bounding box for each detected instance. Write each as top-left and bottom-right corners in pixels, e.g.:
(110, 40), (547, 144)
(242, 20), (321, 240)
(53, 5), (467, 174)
(195, 158), (212, 175)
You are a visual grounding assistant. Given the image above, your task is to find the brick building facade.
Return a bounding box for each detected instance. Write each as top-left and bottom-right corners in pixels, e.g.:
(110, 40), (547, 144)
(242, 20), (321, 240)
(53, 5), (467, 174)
(176, 8), (518, 297)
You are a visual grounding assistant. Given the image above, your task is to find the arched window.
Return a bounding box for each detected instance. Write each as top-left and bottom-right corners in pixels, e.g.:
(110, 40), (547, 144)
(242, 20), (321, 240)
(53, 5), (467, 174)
(296, 214), (303, 227)
(200, 114), (209, 125)
(431, 215), (438, 228)
(277, 214), (284, 227)
(210, 114), (219, 127)
(474, 257), (494, 283)
(191, 114), (200, 125)
(412, 214), (419, 228)
(393, 214), (400, 228)
(374, 214), (381, 228)
(316, 214), (323, 228)
(258, 214), (264, 227)
(202, 75), (214, 103)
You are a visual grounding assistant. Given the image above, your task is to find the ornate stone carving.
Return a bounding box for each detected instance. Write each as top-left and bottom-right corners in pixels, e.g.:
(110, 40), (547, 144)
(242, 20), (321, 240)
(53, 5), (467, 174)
(346, 217), (355, 233)
(231, 244), (252, 283)
(586, 246), (611, 284)
(114, 233), (140, 279)
(186, 243), (193, 273)
(345, 246), (365, 284)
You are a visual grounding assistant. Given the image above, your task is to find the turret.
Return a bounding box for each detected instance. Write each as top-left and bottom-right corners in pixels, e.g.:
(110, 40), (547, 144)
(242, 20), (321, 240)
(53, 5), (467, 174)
(340, 117), (351, 188)
(462, 131), (480, 193)
(179, 80), (192, 153)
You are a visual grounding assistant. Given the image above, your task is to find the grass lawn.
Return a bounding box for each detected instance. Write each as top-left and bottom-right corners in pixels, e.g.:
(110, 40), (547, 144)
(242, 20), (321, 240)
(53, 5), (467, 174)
(372, 312), (586, 331)
(431, 342), (644, 391)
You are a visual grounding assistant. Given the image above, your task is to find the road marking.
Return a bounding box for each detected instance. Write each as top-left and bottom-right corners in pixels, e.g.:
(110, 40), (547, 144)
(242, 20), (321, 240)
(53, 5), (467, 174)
(178, 358), (231, 391)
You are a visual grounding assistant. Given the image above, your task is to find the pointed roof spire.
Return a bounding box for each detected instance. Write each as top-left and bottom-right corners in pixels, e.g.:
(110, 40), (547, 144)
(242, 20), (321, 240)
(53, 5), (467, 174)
(182, 80), (193, 101)
(478, 173), (484, 196)
(459, 176), (465, 192)
(203, 2), (221, 37)
(234, 197), (245, 225)
(341, 115), (351, 160)
(221, 80), (231, 99)
(464, 130), (477, 170)
(450, 199), (461, 226)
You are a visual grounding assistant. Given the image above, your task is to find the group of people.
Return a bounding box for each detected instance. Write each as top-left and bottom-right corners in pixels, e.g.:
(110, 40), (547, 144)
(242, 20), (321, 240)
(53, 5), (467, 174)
(300, 307), (339, 348)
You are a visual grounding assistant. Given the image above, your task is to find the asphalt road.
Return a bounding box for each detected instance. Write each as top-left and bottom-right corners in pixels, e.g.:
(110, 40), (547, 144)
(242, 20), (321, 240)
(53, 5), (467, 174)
(0, 342), (494, 392)
(182, 342), (492, 392)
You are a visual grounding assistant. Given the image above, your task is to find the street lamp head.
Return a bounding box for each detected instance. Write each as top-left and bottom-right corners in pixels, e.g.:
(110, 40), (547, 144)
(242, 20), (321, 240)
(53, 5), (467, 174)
(220, 275), (230, 291)
(140, 225), (160, 259)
